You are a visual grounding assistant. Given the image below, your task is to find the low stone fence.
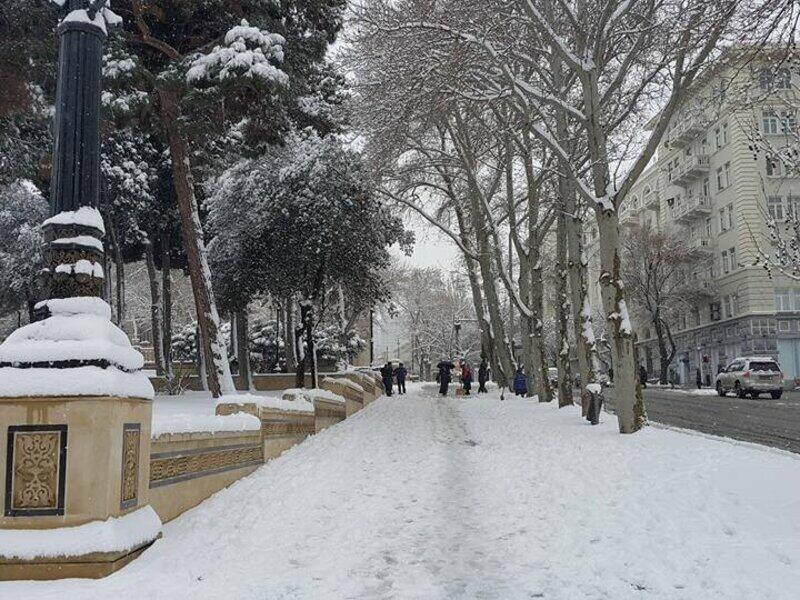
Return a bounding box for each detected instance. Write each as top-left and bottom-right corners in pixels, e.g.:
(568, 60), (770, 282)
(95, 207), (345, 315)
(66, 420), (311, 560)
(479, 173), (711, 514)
(216, 396), (316, 462)
(149, 429), (262, 523)
(150, 372), (313, 393)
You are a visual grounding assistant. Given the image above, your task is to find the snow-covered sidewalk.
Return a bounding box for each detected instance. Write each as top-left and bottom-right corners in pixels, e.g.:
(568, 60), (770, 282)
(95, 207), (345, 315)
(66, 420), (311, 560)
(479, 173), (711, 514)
(5, 383), (799, 599)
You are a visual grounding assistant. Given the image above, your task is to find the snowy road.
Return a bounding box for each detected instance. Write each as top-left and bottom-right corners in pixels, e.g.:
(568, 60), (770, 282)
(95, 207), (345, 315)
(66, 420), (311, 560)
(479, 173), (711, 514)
(5, 383), (800, 599)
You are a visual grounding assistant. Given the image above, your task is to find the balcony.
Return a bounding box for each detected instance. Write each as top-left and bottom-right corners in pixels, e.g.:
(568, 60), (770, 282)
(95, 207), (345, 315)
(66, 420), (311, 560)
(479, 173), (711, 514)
(687, 232), (713, 253)
(667, 113), (706, 148)
(672, 195), (712, 222)
(670, 155), (710, 186)
(643, 189), (661, 210)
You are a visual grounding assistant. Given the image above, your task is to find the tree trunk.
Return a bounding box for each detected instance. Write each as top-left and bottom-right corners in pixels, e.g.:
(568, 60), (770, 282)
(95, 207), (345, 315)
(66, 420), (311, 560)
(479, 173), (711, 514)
(566, 211), (599, 416)
(107, 220), (125, 329)
(654, 314), (676, 385)
(158, 85), (235, 398)
(284, 297), (298, 373)
(298, 301), (317, 388)
(556, 214), (574, 407)
(236, 307), (252, 391)
(144, 239), (165, 375)
(197, 324), (208, 391)
(529, 252), (552, 402)
(162, 244), (173, 380)
(583, 69), (646, 433)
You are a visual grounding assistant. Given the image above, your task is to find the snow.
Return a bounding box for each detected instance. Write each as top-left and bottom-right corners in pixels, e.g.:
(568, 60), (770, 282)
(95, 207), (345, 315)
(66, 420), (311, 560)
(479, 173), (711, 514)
(216, 392), (314, 414)
(54, 259), (104, 279)
(43, 207), (105, 234)
(326, 377), (364, 393)
(0, 506), (161, 561)
(617, 298), (632, 335)
(50, 235), (104, 253)
(306, 388), (347, 405)
(587, 382), (603, 394)
(187, 20), (289, 86)
(62, 9), (108, 34)
(151, 412), (261, 438)
(5, 384), (798, 598)
(0, 314), (144, 371)
(0, 366), (153, 399)
(35, 297), (112, 319)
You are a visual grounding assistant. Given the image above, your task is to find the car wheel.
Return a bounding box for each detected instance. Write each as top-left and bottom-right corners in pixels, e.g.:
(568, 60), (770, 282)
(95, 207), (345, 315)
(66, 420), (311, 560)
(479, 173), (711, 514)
(735, 382), (746, 399)
(716, 382), (725, 397)
(771, 390), (783, 399)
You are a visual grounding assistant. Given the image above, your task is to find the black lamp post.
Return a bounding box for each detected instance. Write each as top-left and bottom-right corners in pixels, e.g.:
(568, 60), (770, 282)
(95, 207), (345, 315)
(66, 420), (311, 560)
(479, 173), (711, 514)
(40, 0), (109, 311)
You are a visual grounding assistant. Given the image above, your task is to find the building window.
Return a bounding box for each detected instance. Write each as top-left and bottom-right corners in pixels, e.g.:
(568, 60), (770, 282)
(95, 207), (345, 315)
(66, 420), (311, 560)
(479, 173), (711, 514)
(793, 289), (800, 310)
(724, 294), (737, 319)
(781, 111), (797, 133)
(760, 68), (792, 90)
(768, 196), (784, 220)
(766, 156), (783, 177)
(722, 250), (730, 273)
(776, 289), (792, 311)
(705, 217), (713, 237)
(722, 122), (729, 145)
(763, 111), (779, 134)
(715, 126), (722, 150)
(719, 208), (727, 232)
(727, 203), (734, 230)
(779, 320), (791, 332)
(717, 163), (730, 191)
(729, 247), (737, 269)
(710, 302), (721, 321)
(702, 177), (710, 198)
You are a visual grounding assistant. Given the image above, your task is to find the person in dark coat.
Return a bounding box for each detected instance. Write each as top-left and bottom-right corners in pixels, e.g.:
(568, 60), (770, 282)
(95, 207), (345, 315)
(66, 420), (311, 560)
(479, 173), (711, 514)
(461, 361), (473, 395)
(513, 366), (527, 397)
(478, 360), (490, 393)
(638, 364), (648, 388)
(381, 362), (394, 396)
(437, 360), (453, 396)
(395, 362), (408, 395)
(696, 366), (702, 389)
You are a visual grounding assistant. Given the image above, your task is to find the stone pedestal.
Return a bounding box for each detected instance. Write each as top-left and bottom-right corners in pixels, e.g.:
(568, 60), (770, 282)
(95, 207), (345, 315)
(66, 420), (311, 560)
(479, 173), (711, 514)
(0, 395), (157, 580)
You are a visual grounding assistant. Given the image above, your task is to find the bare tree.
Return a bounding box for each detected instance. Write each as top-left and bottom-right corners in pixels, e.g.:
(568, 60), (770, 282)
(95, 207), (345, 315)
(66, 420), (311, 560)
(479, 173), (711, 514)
(621, 223), (714, 383)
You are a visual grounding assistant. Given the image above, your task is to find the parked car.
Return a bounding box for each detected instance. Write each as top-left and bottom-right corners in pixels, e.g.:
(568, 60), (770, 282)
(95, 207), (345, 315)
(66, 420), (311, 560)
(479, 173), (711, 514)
(715, 357), (784, 399)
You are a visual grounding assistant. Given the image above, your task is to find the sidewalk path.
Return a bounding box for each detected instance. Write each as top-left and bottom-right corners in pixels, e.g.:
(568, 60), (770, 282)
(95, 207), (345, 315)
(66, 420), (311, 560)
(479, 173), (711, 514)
(5, 384), (800, 599)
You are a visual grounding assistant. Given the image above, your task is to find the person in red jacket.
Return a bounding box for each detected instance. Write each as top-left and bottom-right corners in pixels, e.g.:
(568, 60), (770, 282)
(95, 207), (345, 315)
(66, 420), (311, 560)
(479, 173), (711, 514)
(461, 361), (473, 395)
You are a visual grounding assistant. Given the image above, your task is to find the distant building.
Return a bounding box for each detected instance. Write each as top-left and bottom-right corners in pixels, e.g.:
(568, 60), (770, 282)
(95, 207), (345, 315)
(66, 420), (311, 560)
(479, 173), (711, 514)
(587, 48), (800, 384)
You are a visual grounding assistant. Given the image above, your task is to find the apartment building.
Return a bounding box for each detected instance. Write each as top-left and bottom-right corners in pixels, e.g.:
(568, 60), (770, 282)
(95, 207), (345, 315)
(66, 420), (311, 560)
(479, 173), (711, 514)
(588, 49), (800, 385)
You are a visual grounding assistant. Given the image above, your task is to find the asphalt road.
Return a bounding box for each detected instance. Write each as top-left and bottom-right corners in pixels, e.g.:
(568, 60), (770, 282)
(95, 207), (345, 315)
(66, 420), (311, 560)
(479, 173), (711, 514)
(605, 386), (800, 454)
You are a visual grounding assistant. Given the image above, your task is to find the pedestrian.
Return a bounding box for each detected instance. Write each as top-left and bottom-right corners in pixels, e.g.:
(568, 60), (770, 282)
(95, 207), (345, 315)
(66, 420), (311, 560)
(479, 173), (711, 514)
(381, 361), (394, 396)
(461, 361), (473, 395)
(669, 367), (678, 390)
(478, 359), (490, 393)
(695, 366), (702, 389)
(395, 362), (407, 395)
(437, 359), (453, 396)
(639, 364), (648, 388)
(513, 365), (528, 397)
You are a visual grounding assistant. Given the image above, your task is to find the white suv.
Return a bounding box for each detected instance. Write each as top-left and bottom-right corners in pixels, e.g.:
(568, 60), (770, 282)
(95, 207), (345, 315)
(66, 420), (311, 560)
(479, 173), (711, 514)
(715, 357), (784, 399)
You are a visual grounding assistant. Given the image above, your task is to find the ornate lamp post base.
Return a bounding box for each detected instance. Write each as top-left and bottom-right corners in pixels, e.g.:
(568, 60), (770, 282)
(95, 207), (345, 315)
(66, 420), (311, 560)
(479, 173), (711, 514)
(0, 3), (160, 580)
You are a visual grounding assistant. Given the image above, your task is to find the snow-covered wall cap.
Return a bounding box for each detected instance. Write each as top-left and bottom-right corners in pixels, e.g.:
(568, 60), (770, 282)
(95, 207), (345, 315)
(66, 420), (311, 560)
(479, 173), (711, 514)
(0, 366), (154, 400)
(0, 505), (160, 561)
(35, 297), (112, 319)
(44, 206), (106, 235)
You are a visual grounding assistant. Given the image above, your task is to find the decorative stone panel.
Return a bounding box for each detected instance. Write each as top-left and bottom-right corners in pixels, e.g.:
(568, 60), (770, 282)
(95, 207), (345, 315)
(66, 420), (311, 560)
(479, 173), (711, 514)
(4, 425), (68, 517)
(149, 443), (262, 489)
(120, 423), (141, 511)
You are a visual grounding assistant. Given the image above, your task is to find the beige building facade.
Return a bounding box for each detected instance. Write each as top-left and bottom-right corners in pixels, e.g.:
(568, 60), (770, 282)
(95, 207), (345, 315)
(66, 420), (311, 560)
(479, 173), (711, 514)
(589, 51), (800, 384)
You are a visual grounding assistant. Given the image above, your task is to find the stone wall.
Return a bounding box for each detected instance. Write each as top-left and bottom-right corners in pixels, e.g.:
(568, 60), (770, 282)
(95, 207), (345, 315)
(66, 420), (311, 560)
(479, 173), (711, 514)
(148, 429), (262, 523)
